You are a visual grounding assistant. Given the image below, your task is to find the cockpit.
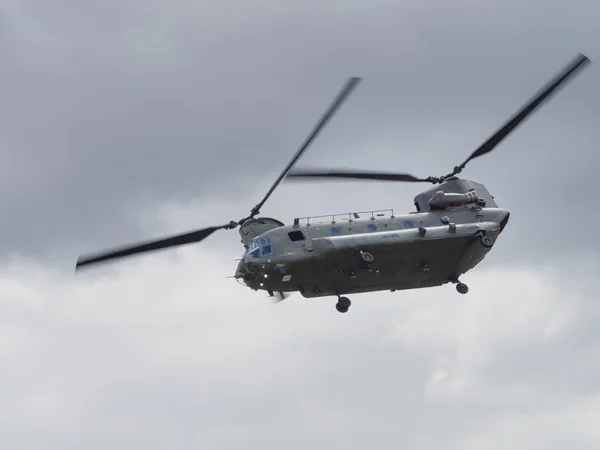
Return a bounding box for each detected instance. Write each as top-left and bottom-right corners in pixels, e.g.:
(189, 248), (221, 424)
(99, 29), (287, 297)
(247, 236), (273, 259)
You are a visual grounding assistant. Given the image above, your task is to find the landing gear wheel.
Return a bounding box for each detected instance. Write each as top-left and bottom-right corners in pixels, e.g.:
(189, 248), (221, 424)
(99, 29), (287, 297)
(336, 303), (348, 313)
(480, 236), (494, 249)
(336, 296), (351, 313)
(456, 283), (469, 294)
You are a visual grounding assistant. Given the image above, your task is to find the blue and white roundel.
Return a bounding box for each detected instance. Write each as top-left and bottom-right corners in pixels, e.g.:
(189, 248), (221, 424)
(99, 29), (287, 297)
(403, 220), (414, 229)
(367, 223), (377, 232)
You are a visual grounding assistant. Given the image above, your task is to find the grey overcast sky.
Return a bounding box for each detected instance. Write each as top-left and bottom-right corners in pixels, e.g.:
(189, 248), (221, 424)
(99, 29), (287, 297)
(1, 0), (600, 449)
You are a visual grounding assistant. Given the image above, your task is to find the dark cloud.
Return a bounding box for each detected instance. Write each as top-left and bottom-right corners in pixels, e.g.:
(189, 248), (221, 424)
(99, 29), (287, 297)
(1, 0), (599, 266)
(2, 3), (600, 449)
(1, 250), (599, 449)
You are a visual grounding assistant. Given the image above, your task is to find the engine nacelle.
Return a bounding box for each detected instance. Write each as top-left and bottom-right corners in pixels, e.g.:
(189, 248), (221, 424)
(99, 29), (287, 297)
(428, 190), (482, 210)
(413, 178), (497, 212)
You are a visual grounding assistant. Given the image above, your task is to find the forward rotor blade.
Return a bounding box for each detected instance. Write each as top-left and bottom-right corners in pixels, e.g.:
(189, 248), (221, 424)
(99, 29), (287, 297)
(249, 77), (362, 216)
(458, 53), (591, 170)
(75, 78), (362, 272)
(75, 224), (228, 270)
(286, 169), (432, 183)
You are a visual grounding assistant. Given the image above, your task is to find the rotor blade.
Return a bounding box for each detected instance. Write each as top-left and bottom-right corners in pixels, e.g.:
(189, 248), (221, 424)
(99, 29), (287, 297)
(458, 53), (591, 171)
(249, 77), (362, 216)
(286, 169), (433, 183)
(75, 224), (228, 270)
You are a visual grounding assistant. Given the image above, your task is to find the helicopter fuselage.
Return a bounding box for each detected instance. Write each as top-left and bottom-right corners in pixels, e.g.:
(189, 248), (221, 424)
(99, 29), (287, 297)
(234, 179), (510, 299)
(73, 53), (588, 314)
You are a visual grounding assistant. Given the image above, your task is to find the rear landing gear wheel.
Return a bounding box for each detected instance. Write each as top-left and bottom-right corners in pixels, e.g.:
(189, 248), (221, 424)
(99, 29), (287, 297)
(480, 236), (494, 249)
(456, 283), (469, 294)
(336, 296), (351, 313)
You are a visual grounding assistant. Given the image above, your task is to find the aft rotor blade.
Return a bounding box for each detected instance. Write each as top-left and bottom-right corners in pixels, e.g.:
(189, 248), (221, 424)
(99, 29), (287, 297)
(287, 169), (432, 183)
(75, 224), (228, 270)
(249, 77), (362, 216)
(458, 53), (591, 170)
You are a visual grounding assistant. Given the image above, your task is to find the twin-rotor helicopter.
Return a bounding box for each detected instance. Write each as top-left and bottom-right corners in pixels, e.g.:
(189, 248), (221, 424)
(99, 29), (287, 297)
(76, 53), (591, 313)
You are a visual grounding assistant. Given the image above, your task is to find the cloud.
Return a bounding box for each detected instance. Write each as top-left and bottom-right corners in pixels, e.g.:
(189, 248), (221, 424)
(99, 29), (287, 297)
(1, 230), (599, 449)
(2, 1), (600, 448)
(1, 0), (599, 261)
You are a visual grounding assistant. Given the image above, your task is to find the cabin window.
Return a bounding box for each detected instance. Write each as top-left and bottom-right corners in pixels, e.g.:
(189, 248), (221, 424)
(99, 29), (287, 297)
(288, 230), (305, 242)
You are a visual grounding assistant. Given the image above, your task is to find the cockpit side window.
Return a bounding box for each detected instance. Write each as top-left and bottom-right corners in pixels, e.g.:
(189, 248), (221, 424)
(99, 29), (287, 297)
(248, 239), (260, 258)
(260, 237), (272, 256)
(247, 236), (273, 258)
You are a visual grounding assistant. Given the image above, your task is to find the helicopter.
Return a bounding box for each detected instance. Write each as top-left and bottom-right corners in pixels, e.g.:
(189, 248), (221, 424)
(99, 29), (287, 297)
(76, 52), (591, 313)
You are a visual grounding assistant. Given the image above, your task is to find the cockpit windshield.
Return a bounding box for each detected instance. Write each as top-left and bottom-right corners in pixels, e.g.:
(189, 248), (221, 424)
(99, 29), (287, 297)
(247, 236), (273, 259)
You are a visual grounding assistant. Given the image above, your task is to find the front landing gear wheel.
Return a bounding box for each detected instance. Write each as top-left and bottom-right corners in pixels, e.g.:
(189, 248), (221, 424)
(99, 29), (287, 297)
(336, 296), (351, 313)
(456, 283), (469, 294)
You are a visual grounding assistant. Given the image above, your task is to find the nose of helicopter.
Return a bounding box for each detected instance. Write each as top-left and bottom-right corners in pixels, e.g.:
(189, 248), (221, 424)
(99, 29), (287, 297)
(240, 251), (277, 274)
(499, 210), (510, 234)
